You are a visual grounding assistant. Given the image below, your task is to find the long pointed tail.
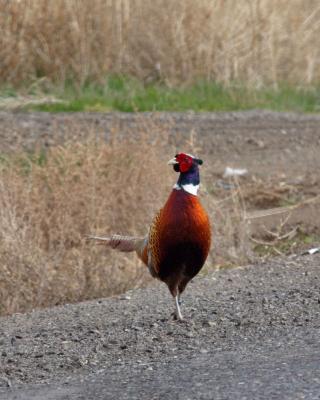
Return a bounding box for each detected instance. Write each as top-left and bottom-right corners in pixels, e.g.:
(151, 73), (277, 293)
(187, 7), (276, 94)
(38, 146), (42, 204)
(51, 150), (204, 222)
(86, 234), (146, 253)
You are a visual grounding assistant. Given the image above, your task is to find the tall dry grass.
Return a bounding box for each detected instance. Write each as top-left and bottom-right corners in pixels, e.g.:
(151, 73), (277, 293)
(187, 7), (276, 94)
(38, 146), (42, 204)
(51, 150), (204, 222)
(1, 0), (320, 87)
(0, 125), (173, 315)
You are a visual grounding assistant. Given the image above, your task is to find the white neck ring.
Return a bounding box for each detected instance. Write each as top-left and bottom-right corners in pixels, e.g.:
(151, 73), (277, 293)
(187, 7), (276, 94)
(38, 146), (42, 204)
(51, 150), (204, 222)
(173, 183), (199, 196)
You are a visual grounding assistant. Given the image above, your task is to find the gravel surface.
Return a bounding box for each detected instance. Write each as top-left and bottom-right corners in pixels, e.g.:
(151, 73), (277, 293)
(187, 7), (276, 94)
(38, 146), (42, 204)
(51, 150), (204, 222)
(1, 254), (320, 399)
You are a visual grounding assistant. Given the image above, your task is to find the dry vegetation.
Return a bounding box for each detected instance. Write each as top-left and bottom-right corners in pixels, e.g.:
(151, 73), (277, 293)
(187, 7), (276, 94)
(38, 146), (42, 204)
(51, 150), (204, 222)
(0, 123), (170, 315)
(0, 130), (168, 315)
(1, 0), (320, 87)
(0, 117), (254, 316)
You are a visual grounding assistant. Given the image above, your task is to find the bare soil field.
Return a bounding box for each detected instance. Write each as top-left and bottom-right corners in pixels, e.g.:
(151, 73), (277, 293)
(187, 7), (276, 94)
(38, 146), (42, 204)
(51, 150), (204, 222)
(1, 109), (319, 180)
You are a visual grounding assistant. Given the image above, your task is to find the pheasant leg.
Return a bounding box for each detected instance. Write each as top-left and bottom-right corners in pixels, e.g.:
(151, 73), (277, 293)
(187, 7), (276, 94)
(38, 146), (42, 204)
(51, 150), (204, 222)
(175, 295), (183, 320)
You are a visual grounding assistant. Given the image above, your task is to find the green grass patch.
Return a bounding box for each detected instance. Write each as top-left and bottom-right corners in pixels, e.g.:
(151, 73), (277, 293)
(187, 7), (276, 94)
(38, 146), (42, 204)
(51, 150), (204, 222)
(1, 76), (320, 113)
(0, 148), (48, 176)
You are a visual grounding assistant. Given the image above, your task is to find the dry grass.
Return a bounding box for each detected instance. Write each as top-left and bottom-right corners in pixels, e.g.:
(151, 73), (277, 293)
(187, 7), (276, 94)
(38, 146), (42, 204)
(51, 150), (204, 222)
(206, 181), (252, 268)
(0, 124), (174, 315)
(1, 0), (320, 87)
(0, 119), (254, 316)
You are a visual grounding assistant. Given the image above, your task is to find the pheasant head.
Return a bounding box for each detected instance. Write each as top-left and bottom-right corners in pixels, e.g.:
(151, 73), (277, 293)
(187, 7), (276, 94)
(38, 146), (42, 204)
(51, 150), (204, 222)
(168, 153), (203, 196)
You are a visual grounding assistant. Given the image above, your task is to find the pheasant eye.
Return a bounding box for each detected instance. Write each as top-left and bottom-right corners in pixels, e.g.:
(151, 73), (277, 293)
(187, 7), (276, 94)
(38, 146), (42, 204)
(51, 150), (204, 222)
(173, 164), (180, 172)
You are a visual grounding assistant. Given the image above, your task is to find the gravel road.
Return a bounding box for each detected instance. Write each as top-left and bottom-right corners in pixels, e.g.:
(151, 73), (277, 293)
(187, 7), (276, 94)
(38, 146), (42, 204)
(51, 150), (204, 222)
(1, 254), (320, 399)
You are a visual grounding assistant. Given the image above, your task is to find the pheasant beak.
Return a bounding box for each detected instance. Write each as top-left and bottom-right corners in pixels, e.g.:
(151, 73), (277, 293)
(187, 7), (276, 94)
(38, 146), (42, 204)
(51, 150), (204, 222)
(168, 157), (178, 165)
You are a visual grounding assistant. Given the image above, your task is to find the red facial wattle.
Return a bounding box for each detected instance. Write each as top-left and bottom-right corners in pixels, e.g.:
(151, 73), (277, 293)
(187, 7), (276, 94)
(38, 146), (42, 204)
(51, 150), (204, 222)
(175, 153), (193, 173)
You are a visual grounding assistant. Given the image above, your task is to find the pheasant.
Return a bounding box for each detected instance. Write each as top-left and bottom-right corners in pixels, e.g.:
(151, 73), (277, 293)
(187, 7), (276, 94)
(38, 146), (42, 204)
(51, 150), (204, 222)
(87, 153), (211, 320)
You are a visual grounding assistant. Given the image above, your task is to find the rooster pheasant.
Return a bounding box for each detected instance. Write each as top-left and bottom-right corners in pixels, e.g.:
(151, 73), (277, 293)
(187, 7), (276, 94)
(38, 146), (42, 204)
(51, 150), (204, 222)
(87, 153), (211, 320)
